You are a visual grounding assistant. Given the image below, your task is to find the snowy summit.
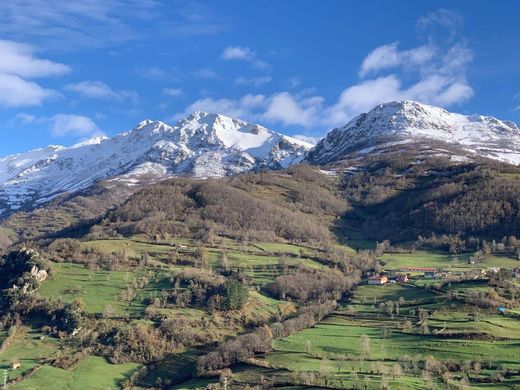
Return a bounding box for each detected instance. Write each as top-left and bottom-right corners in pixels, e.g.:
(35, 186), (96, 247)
(306, 100), (520, 165)
(0, 112), (311, 217)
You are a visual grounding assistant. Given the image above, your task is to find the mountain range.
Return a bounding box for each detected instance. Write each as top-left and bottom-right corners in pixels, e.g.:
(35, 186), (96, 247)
(0, 111), (311, 217)
(1, 100), (520, 218)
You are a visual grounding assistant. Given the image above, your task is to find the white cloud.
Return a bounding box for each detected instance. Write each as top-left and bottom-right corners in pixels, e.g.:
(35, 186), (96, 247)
(359, 42), (435, 77)
(162, 87), (183, 97)
(234, 75), (272, 87)
(179, 36), (473, 129)
(175, 91), (323, 128)
(178, 10), (474, 130)
(0, 40), (70, 78)
(176, 94), (266, 120)
(0, 74), (59, 108)
(0, 39), (68, 108)
(49, 114), (102, 137)
(221, 46), (271, 70)
(64, 80), (139, 104)
(329, 12), (473, 125)
(325, 76), (402, 125)
(221, 46), (255, 61)
(263, 93), (323, 126)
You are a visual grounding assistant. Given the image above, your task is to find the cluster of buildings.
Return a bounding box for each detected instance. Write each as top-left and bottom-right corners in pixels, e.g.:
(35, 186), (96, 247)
(398, 267), (437, 278)
(367, 267), (439, 286)
(368, 273), (409, 285)
(368, 266), (520, 286)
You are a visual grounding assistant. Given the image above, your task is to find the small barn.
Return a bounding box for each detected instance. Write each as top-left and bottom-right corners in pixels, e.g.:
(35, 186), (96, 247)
(368, 275), (388, 285)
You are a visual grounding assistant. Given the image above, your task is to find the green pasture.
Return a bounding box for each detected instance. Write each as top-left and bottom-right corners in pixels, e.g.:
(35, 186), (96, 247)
(381, 250), (519, 271)
(39, 263), (142, 315)
(0, 328), (64, 382)
(13, 356), (140, 390)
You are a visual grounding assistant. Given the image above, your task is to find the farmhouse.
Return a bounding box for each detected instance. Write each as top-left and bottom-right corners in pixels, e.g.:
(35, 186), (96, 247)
(368, 275), (388, 285)
(11, 362), (20, 369)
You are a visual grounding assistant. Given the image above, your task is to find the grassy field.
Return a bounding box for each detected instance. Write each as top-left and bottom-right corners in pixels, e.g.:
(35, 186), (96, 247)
(380, 250), (519, 271)
(10, 237), (520, 389)
(38, 262), (143, 315)
(252, 303), (520, 388)
(254, 242), (313, 256)
(0, 327), (65, 382)
(271, 313), (519, 362)
(12, 356), (141, 390)
(231, 245), (520, 389)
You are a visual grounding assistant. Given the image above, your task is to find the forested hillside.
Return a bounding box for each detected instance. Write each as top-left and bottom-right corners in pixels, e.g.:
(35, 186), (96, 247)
(1, 162), (520, 389)
(338, 153), (520, 243)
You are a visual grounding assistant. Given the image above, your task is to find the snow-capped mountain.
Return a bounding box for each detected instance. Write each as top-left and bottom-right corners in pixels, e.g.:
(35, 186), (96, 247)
(306, 100), (520, 165)
(0, 112), (311, 217)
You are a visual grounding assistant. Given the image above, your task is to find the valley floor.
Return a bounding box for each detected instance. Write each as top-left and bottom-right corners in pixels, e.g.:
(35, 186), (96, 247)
(1, 236), (519, 389)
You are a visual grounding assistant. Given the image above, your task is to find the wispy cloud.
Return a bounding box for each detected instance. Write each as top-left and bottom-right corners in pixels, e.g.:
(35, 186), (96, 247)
(417, 8), (463, 43)
(162, 87), (183, 97)
(137, 66), (168, 80)
(0, 1), (225, 51)
(10, 112), (102, 139)
(191, 68), (219, 79)
(64, 80), (139, 104)
(0, 39), (69, 108)
(234, 75), (272, 87)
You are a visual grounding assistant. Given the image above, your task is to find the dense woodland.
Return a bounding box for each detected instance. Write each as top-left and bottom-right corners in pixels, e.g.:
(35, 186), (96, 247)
(90, 166), (346, 244)
(340, 152), (520, 242)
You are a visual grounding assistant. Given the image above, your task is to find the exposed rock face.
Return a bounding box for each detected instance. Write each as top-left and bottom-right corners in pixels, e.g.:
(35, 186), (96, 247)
(30, 265), (48, 283)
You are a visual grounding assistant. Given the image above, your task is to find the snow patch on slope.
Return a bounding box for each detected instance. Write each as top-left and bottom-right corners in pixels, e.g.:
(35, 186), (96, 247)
(0, 112), (311, 217)
(306, 100), (520, 165)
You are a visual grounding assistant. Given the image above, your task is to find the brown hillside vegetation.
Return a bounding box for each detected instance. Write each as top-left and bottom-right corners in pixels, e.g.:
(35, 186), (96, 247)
(339, 153), (520, 241)
(96, 166), (346, 243)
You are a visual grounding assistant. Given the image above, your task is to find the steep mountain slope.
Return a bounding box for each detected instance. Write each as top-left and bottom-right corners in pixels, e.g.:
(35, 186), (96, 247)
(0, 112), (311, 218)
(306, 100), (520, 166)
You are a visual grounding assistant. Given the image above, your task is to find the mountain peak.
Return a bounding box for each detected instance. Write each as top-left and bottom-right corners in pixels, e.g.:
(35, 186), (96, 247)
(0, 112), (311, 217)
(306, 100), (520, 166)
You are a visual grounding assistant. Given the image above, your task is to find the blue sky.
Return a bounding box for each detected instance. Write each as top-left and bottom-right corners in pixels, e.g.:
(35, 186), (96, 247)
(0, 0), (519, 155)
